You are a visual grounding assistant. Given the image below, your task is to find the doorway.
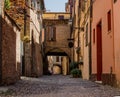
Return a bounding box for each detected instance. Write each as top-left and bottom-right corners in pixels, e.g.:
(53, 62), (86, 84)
(96, 21), (102, 81)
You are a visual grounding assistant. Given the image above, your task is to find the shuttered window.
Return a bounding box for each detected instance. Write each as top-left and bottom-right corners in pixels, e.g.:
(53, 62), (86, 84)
(53, 26), (56, 41)
(47, 26), (56, 41)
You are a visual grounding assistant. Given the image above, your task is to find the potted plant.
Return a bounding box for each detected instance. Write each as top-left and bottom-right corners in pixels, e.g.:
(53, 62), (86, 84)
(70, 61), (82, 78)
(70, 68), (82, 78)
(70, 61), (79, 71)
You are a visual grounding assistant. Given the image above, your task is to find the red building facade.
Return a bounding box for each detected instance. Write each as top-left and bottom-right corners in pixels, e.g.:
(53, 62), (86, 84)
(91, 0), (116, 86)
(113, 0), (120, 87)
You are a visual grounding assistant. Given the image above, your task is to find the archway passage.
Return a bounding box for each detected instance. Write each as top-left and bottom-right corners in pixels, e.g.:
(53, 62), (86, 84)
(43, 48), (71, 75)
(42, 12), (72, 76)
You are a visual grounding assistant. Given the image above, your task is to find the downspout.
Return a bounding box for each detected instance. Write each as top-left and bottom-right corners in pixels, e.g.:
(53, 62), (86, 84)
(89, 0), (92, 78)
(111, 0), (115, 74)
(0, 0), (3, 83)
(73, 0), (76, 62)
(78, 28), (80, 62)
(77, 1), (80, 62)
(22, 1), (27, 76)
(111, 0), (115, 86)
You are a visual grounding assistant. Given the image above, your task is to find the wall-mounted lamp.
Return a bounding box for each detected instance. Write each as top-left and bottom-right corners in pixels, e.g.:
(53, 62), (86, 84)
(67, 38), (74, 48)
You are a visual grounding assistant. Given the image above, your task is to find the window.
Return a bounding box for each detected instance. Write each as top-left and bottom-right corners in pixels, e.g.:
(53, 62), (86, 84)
(47, 26), (56, 41)
(79, 1), (81, 8)
(107, 10), (111, 31)
(114, 0), (117, 3)
(93, 29), (95, 44)
(81, 0), (85, 12)
(56, 56), (59, 62)
(37, 1), (40, 11)
(31, 0), (36, 9)
(58, 15), (64, 19)
(53, 26), (56, 40)
(85, 23), (88, 46)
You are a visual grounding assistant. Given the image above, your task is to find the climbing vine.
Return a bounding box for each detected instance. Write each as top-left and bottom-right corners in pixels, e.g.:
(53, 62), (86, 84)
(5, 0), (11, 10)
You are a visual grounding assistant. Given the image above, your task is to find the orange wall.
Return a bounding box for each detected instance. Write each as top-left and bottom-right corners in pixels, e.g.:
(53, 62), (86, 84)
(113, 0), (120, 84)
(92, 0), (114, 74)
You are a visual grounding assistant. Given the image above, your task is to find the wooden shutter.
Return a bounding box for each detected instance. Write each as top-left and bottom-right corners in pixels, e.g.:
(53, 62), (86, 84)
(53, 26), (56, 41)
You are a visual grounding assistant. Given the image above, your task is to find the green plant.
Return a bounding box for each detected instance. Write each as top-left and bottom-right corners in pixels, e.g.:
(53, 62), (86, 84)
(70, 68), (82, 78)
(70, 61), (79, 71)
(22, 35), (30, 43)
(5, 0), (11, 10)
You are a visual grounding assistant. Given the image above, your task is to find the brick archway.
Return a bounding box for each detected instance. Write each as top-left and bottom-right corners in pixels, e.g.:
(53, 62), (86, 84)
(45, 47), (72, 61)
(43, 47), (72, 75)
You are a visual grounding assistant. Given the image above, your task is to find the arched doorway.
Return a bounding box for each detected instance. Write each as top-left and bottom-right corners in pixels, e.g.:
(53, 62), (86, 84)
(43, 48), (71, 75)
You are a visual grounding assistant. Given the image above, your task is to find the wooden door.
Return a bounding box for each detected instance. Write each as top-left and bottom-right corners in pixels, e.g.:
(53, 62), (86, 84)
(97, 21), (102, 81)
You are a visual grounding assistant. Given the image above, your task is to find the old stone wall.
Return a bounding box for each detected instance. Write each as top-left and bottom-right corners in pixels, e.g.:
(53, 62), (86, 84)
(1, 12), (21, 85)
(45, 24), (71, 59)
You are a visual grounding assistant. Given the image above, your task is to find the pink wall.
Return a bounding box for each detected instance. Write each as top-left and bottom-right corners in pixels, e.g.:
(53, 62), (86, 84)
(92, 0), (114, 75)
(113, 0), (120, 84)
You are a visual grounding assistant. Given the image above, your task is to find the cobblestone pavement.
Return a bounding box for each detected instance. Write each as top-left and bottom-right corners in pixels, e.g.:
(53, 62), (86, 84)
(0, 75), (120, 97)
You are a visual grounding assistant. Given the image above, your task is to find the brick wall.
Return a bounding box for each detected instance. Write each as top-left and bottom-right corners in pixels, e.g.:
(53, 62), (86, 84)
(1, 12), (21, 85)
(5, 0), (44, 77)
(45, 24), (71, 58)
(90, 73), (117, 87)
(24, 6), (43, 77)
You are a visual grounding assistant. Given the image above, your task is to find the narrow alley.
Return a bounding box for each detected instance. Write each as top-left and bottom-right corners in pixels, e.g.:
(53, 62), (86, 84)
(0, 75), (120, 97)
(1, 0), (120, 96)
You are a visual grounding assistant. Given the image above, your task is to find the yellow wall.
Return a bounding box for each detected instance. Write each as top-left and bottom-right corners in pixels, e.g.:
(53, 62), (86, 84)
(78, 0), (91, 79)
(43, 12), (70, 20)
(62, 56), (69, 75)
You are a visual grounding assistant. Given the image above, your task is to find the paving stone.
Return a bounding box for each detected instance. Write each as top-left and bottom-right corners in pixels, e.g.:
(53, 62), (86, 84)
(0, 75), (120, 97)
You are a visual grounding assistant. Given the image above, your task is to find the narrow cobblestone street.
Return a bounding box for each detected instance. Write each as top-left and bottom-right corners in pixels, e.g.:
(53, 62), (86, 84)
(0, 75), (120, 97)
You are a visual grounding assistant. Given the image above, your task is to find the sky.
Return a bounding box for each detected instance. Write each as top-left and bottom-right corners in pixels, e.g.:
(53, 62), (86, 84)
(44, 0), (68, 12)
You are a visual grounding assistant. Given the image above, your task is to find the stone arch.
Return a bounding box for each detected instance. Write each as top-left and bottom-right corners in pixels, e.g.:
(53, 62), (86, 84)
(45, 47), (72, 61)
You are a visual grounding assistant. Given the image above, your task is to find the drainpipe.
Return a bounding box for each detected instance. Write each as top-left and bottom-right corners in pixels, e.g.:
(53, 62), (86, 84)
(111, 0), (115, 74)
(24, 1), (27, 36)
(22, 1), (27, 76)
(89, 0), (92, 78)
(77, 29), (80, 62)
(110, 0), (115, 86)
(0, 0), (3, 83)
